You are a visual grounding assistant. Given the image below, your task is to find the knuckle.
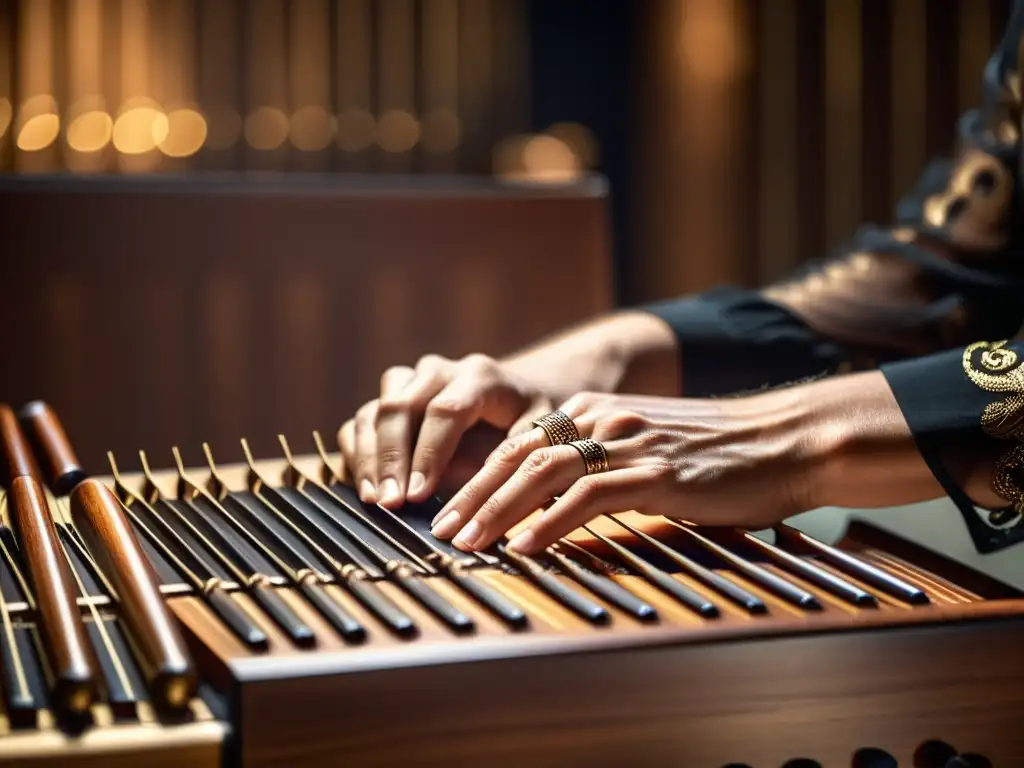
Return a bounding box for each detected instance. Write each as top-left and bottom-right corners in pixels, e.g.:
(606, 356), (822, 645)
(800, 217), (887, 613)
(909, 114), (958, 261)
(562, 391), (602, 415)
(376, 447), (406, 470)
(425, 397), (471, 421)
(415, 353), (449, 373)
(376, 395), (414, 419)
(355, 401), (378, 426)
(460, 353), (497, 375)
(522, 448), (559, 478)
(599, 410), (648, 439)
(490, 436), (529, 466)
(380, 365), (413, 388)
(569, 476), (602, 502)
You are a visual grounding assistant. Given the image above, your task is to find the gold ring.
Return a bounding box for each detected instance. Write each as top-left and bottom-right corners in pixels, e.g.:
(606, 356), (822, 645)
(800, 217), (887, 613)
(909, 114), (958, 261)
(533, 410), (581, 446)
(569, 438), (609, 475)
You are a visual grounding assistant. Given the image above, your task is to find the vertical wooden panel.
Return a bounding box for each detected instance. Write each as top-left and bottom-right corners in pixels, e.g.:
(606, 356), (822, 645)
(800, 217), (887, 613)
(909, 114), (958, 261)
(202, 270), (251, 454)
(795, 0), (826, 265)
(335, 0), (374, 171)
(960, 0), (993, 114)
(859, 1), (892, 228)
(756, 0), (799, 283)
(890, 0), (927, 208)
(926, 2), (960, 159)
(421, 0), (460, 171)
(824, 0), (862, 249)
(198, 0), (242, 167)
(458, 0), (493, 171)
(376, 0), (416, 171)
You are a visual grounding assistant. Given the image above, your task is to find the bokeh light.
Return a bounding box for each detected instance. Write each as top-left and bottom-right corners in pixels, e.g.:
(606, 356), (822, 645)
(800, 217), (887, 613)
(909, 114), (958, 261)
(16, 94), (61, 152)
(377, 110), (420, 153)
(244, 106), (289, 151)
(290, 105), (335, 151)
(112, 99), (169, 155)
(159, 108), (208, 158)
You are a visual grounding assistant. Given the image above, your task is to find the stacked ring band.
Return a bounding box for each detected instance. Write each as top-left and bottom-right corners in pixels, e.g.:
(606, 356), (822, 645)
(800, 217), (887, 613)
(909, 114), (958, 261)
(569, 439), (609, 475)
(533, 410), (581, 446)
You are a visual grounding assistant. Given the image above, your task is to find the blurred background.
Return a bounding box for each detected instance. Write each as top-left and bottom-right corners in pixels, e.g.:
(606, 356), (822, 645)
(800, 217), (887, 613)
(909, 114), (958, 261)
(0, 0), (1012, 469)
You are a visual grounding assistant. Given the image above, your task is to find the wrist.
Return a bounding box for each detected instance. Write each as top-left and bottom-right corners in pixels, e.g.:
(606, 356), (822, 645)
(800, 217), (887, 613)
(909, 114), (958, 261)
(501, 311), (681, 402)
(746, 371), (944, 511)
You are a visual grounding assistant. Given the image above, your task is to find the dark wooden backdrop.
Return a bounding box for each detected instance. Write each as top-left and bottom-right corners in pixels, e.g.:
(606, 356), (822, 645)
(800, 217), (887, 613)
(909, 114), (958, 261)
(631, 0), (1014, 302)
(0, 176), (612, 471)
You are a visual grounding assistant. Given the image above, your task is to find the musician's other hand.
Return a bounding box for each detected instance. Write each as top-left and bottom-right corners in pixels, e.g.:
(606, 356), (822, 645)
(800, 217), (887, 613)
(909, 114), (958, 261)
(339, 354), (555, 508)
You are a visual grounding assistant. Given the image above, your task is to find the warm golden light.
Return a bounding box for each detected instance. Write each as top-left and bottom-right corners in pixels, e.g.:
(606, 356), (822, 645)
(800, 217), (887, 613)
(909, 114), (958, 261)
(159, 108), (207, 157)
(521, 134), (580, 182)
(16, 94), (60, 151)
(0, 98), (11, 139)
(18, 114), (60, 151)
(244, 105), (289, 150)
(680, 0), (744, 84)
(205, 106), (242, 150)
(336, 107), (376, 152)
(547, 122), (599, 169)
(377, 109), (419, 153)
(112, 99), (169, 155)
(66, 109), (113, 153)
(421, 108), (460, 153)
(290, 105), (334, 151)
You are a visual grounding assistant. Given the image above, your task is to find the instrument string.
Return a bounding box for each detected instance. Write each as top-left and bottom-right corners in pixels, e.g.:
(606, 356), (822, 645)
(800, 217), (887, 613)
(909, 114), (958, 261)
(52, 495), (136, 707)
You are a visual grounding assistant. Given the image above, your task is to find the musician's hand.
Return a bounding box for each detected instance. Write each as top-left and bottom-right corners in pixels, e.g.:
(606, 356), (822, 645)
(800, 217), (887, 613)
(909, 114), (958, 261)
(429, 370), (933, 555)
(339, 354), (556, 508)
(428, 390), (815, 554)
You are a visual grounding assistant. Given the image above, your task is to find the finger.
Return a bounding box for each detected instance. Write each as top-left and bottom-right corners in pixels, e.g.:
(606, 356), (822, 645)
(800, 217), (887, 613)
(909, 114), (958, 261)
(430, 427), (550, 536)
(506, 466), (658, 555)
(374, 365), (437, 508)
(406, 376), (499, 503)
(338, 419), (357, 483)
(447, 436), (633, 552)
(449, 443), (586, 552)
(353, 402), (380, 502)
(505, 397), (555, 439)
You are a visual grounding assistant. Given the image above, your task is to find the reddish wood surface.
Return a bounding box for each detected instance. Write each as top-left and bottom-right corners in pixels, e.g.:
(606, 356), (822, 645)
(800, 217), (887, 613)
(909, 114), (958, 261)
(0, 404), (42, 484)
(8, 476), (99, 714)
(18, 400), (87, 496)
(70, 478), (197, 710)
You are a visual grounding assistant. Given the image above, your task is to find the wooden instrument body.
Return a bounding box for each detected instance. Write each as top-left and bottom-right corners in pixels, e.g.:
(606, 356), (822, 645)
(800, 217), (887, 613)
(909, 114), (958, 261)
(4, 449), (1024, 766)
(143, 455), (1024, 766)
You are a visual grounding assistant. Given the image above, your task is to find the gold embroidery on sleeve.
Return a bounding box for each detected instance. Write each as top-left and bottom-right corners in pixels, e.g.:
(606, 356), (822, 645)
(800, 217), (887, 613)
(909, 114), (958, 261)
(962, 340), (1024, 439)
(963, 340), (1024, 514)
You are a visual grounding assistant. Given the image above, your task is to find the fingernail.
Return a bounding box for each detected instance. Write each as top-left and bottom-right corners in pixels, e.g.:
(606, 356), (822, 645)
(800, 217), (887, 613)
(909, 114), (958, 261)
(507, 529), (537, 554)
(359, 479), (377, 502)
(431, 510), (462, 539)
(408, 471), (427, 498)
(452, 519), (482, 550)
(378, 478), (401, 507)
(430, 505), (450, 528)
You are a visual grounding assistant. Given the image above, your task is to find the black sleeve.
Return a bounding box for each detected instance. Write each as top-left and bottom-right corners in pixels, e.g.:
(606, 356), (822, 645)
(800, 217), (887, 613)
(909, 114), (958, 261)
(882, 340), (1024, 552)
(642, 0), (1024, 400)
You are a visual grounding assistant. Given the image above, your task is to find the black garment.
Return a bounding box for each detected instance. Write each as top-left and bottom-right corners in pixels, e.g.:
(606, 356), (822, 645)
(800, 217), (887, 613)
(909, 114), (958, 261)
(642, 1), (1024, 551)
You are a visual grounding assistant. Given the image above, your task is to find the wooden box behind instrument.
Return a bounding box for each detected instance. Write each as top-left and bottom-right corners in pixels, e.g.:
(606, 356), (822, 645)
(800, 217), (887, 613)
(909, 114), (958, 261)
(0, 175), (613, 471)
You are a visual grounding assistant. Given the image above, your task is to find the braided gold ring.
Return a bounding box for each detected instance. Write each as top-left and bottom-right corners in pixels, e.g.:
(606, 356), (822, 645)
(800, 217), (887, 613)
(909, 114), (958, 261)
(569, 438), (609, 475)
(533, 410), (581, 446)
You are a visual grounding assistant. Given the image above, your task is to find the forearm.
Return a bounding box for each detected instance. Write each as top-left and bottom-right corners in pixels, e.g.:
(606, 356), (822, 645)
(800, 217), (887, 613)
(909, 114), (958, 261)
(501, 310), (682, 402)
(754, 370), (1004, 512)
